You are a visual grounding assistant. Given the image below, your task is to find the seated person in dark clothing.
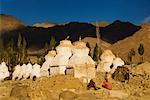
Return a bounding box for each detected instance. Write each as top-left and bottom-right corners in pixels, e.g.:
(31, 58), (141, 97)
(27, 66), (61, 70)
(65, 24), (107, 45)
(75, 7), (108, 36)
(87, 79), (98, 90)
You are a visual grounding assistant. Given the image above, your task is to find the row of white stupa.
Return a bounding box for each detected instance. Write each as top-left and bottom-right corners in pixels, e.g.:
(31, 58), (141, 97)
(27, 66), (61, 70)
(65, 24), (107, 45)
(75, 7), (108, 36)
(41, 39), (96, 83)
(34, 39), (124, 82)
(0, 39), (125, 83)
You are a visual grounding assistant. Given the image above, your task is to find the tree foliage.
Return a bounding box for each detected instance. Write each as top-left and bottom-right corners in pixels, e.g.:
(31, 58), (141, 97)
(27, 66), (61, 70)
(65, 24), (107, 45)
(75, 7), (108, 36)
(44, 42), (49, 54)
(93, 43), (102, 62)
(86, 42), (91, 57)
(17, 34), (22, 48)
(44, 36), (56, 53)
(138, 43), (144, 63)
(49, 36), (56, 49)
(22, 37), (28, 64)
(6, 39), (16, 71)
(0, 38), (4, 62)
(138, 43), (144, 56)
(128, 48), (135, 62)
(128, 48), (135, 65)
(1, 34), (29, 72)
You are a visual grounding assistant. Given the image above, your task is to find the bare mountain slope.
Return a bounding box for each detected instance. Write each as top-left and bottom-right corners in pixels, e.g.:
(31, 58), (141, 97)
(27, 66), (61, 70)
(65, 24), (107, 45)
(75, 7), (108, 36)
(82, 37), (111, 56)
(0, 14), (26, 34)
(33, 22), (57, 28)
(110, 24), (150, 63)
(91, 22), (110, 27)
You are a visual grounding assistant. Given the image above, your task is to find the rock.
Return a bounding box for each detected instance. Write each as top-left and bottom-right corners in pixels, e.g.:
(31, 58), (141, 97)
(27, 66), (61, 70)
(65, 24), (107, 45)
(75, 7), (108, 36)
(59, 90), (78, 100)
(0, 86), (12, 99)
(112, 66), (129, 82)
(10, 85), (31, 100)
(76, 93), (99, 100)
(109, 90), (128, 99)
(133, 62), (150, 75)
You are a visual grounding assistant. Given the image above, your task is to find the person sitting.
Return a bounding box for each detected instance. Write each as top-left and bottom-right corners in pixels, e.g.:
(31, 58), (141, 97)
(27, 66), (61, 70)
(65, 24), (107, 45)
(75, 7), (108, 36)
(87, 79), (98, 90)
(102, 79), (112, 90)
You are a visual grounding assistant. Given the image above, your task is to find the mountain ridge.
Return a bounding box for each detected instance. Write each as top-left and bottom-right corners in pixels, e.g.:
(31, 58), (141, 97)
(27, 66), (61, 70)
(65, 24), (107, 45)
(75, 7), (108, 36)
(0, 14), (141, 50)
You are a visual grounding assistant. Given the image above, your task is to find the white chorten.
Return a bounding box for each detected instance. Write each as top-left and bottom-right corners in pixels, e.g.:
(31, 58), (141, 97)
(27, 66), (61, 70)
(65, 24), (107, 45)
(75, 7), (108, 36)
(23, 63), (33, 79)
(41, 50), (56, 77)
(68, 40), (95, 83)
(12, 65), (21, 80)
(111, 57), (125, 74)
(30, 63), (41, 79)
(51, 39), (73, 75)
(17, 64), (26, 80)
(0, 62), (9, 80)
(97, 49), (116, 72)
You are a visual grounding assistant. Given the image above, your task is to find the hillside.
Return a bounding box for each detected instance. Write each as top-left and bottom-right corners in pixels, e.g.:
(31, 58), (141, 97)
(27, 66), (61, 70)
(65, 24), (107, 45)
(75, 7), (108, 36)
(0, 22), (96, 49)
(0, 14), (26, 34)
(100, 20), (141, 43)
(91, 22), (110, 27)
(82, 37), (111, 56)
(0, 18), (141, 50)
(110, 24), (150, 63)
(33, 22), (57, 28)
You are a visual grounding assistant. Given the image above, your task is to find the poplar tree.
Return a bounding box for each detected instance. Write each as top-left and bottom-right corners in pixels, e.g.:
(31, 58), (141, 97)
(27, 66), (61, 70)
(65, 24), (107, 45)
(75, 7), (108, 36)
(93, 43), (102, 62)
(6, 39), (15, 71)
(128, 48), (135, 65)
(22, 37), (28, 63)
(49, 36), (56, 49)
(0, 38), (4, 62)
(86, 42), (92, 57)
(17, 34), (23, 63)
(138, 43), (144, 63)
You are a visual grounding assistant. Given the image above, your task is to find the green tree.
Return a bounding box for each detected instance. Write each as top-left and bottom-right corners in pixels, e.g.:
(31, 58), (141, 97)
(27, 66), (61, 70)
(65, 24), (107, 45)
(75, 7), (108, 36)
(23, 37), (27, 49)
(17, 34), (23, 63)
(138, 43), (144, 63)
(22, 37), (28, 63)
(0, 38), (4, 62)
(16, 34), (28, 64)
(49, 36), (56, 50)
(44, 42), (49, 54)
(86, 42), (92, 57)
(6, 39), (15, 71)
(17, 34), (22, 48)
(93, 43), (102, 62)
(128, 48), (135, 65)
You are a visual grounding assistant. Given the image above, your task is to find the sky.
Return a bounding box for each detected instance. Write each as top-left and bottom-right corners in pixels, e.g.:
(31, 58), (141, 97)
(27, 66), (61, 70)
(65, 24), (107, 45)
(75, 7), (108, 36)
(0, 0), (150, 25)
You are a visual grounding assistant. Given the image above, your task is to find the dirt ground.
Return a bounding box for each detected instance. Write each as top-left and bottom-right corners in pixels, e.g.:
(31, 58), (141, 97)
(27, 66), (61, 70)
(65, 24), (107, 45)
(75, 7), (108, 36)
(0, 65), (150, 100)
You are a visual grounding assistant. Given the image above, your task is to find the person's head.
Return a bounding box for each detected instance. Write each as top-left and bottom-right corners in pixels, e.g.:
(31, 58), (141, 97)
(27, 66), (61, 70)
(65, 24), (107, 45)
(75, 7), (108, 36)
(105, 78), (108, 82)
(90, 79), (93, 82)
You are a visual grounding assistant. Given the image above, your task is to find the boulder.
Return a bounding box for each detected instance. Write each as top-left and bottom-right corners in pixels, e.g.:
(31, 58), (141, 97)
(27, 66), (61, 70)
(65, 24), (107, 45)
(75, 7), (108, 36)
(76, 93), (99, 100)
(10, 85), (31, 100)
(59, 90), (78, 100)
(112, 66), (129, 82)
(132, 62), (150, 75)
(109, 90), (129, 99)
